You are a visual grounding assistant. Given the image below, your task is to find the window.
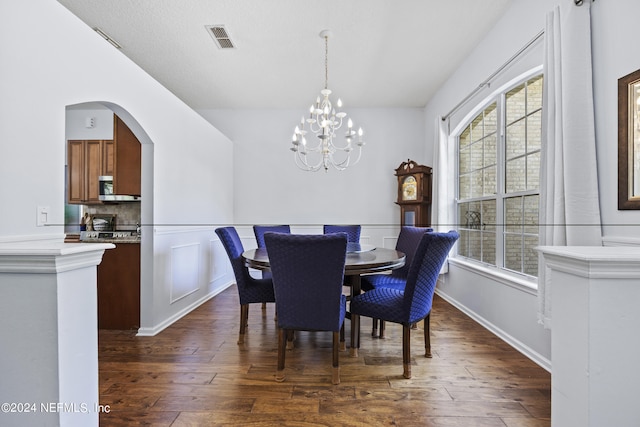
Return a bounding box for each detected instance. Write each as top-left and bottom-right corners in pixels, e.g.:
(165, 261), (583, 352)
(456, 74), (543, 277)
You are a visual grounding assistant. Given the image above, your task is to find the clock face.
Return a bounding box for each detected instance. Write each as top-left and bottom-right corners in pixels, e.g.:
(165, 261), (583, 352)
(402, 175), (417, 201)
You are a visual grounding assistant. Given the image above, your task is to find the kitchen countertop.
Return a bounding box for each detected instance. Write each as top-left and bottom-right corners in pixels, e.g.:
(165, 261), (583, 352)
(80, 238), (140, 244)
(66, 232), (141, 244)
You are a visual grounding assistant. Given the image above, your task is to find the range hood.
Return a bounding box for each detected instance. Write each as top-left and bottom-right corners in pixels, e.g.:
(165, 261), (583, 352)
(99, 194), (141, 202)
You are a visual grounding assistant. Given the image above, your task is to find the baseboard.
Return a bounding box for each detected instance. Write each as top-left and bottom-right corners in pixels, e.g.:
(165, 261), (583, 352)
(435, 289), (551, 372)
(136, 281), (233, 336)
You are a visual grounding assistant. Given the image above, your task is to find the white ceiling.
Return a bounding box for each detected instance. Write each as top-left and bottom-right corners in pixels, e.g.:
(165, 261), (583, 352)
(57, 0), (511, 110)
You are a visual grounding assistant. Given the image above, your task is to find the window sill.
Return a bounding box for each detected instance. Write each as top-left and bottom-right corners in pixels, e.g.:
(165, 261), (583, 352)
(448, 257), (539, 295)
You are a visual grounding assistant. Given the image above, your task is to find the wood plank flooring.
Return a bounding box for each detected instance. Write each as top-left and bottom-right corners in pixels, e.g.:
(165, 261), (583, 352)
(98, 286), (550, 426)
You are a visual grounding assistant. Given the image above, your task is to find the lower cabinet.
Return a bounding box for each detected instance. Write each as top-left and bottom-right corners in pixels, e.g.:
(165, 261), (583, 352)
(97, 243), (140, 330)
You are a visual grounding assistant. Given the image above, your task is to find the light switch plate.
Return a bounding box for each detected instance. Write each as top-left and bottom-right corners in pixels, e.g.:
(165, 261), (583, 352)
(37, 206), (50, 227)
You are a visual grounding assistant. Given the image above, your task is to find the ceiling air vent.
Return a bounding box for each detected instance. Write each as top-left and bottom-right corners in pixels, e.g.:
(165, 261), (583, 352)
(206, 25), (235, 49)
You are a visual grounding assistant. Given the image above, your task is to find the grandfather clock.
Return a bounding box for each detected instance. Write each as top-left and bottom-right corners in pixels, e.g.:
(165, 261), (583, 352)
(395, 159), (432, 227)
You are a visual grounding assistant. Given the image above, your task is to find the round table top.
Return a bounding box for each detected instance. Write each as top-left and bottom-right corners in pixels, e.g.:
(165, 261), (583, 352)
(242, 246), (405, 276)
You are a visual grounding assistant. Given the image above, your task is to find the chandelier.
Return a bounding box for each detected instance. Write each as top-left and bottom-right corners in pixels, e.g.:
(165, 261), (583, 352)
(290, 30), (365, 172)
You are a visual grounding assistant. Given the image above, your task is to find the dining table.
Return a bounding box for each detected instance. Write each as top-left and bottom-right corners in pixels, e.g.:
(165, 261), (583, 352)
(242, 242), (406, 357)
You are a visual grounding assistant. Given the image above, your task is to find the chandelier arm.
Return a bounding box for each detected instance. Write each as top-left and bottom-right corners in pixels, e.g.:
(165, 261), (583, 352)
(302, 138), (323, 151)
(294, 151), (324, 172)
(332, 144), (363, 170)
(332, 116), (344, 130)
(328, 138), (353, 151)
(308, 119), (323, 135)
(328, 156), (349, 171)
(350, 146), (363, 166)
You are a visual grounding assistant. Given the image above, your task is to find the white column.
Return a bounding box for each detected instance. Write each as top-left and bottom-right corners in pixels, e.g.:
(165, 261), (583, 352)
(0, 240), (113, 427)
(538, 246), (640, 427)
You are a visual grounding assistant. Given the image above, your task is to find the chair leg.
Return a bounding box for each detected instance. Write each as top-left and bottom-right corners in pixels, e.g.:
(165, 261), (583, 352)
(350, 313), (360, 358)
(286, 329), (295, 350)
(238, 304), (249, 345)
(276, 328), (286, 382)
(379, 320), (386, 339)
(402, 324), (411, 379)
(332, 331), (340, 385)
(424, 314), (432, 358)
(371, 318), (379, 337)
(262, 302), (266, 310)
(339, 323), (346, 351)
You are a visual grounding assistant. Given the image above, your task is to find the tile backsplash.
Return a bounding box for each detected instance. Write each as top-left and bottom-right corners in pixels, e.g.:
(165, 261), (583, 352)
(85, 203), (141, 231)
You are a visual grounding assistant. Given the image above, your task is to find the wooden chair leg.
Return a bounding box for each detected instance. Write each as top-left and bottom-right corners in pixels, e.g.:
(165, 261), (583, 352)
(332, 331), (340, 385)
(350, 313), (360, 358)
(262, 302), (266, 310)
(339, 322), (346, 351)
(276, 328), (286, 382)
(424, 314), (432, 358)
(286, 329), (295, 350)
(402, 324), (411, 379)
(371, 318), (379, 337)
(238, 304), (249, 345)
(379, 320), (386, 339)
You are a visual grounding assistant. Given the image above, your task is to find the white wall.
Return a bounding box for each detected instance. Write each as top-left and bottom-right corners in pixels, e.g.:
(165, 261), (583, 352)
(65, 106), (114, 140)
(423, 0), (560, 368)
(0, 0), (235, 336)
(591, 0), (640, 244)
(422, 0), (640, 369)
(199, 107), (426, 246)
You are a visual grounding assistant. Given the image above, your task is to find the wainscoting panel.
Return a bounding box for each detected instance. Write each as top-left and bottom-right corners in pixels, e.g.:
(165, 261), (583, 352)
(170, 243), (200, 304)
(209, 238), (227, 283)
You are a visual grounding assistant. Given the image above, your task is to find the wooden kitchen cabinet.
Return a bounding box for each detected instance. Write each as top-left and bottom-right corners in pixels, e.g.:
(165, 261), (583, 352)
(66, 114), (140, 204)
(67, 139), (113, 204)
(102, 139), (115, 176)
(97, 243), (140, 330)
(113, 114), (141, 197)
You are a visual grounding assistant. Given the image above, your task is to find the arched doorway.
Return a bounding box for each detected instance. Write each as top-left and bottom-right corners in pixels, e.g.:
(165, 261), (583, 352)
(65, 101), (153, 331)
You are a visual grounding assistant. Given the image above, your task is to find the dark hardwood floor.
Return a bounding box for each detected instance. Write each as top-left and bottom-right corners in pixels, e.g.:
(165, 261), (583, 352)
(98, 286), (550, 426)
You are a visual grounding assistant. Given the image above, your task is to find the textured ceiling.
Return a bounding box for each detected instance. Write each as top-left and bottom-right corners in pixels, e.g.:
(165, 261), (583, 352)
(57, 0), (511, 110)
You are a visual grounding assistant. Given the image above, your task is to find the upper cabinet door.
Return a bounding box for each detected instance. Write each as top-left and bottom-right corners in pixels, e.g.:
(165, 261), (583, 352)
(102, 140), (115, 177)
(67, 140), (86, 204)
(85, 140), (103, 203)
(113, 115), (141, 197)
(67, 139), (114, 205)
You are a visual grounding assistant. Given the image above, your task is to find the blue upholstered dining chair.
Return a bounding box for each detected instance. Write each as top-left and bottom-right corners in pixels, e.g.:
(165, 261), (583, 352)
(252, 225), (291, 281)
(361, 226), (432, 337)
(264, 232), (348, 385)
(350, 230), (459, 379)
(323, 224), (361, 243)
(215, 226), (276, 345)
(323, 225), (361, 294)
(253, 225), (291, 248)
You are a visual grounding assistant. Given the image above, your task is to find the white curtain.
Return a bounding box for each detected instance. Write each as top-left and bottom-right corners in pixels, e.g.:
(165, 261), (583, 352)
(432, 116), (452, 232)
(537, 3), (603, 329)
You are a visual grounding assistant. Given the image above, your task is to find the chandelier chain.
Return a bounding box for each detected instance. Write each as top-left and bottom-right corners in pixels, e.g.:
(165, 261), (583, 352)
(324, 35), (329, 90)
